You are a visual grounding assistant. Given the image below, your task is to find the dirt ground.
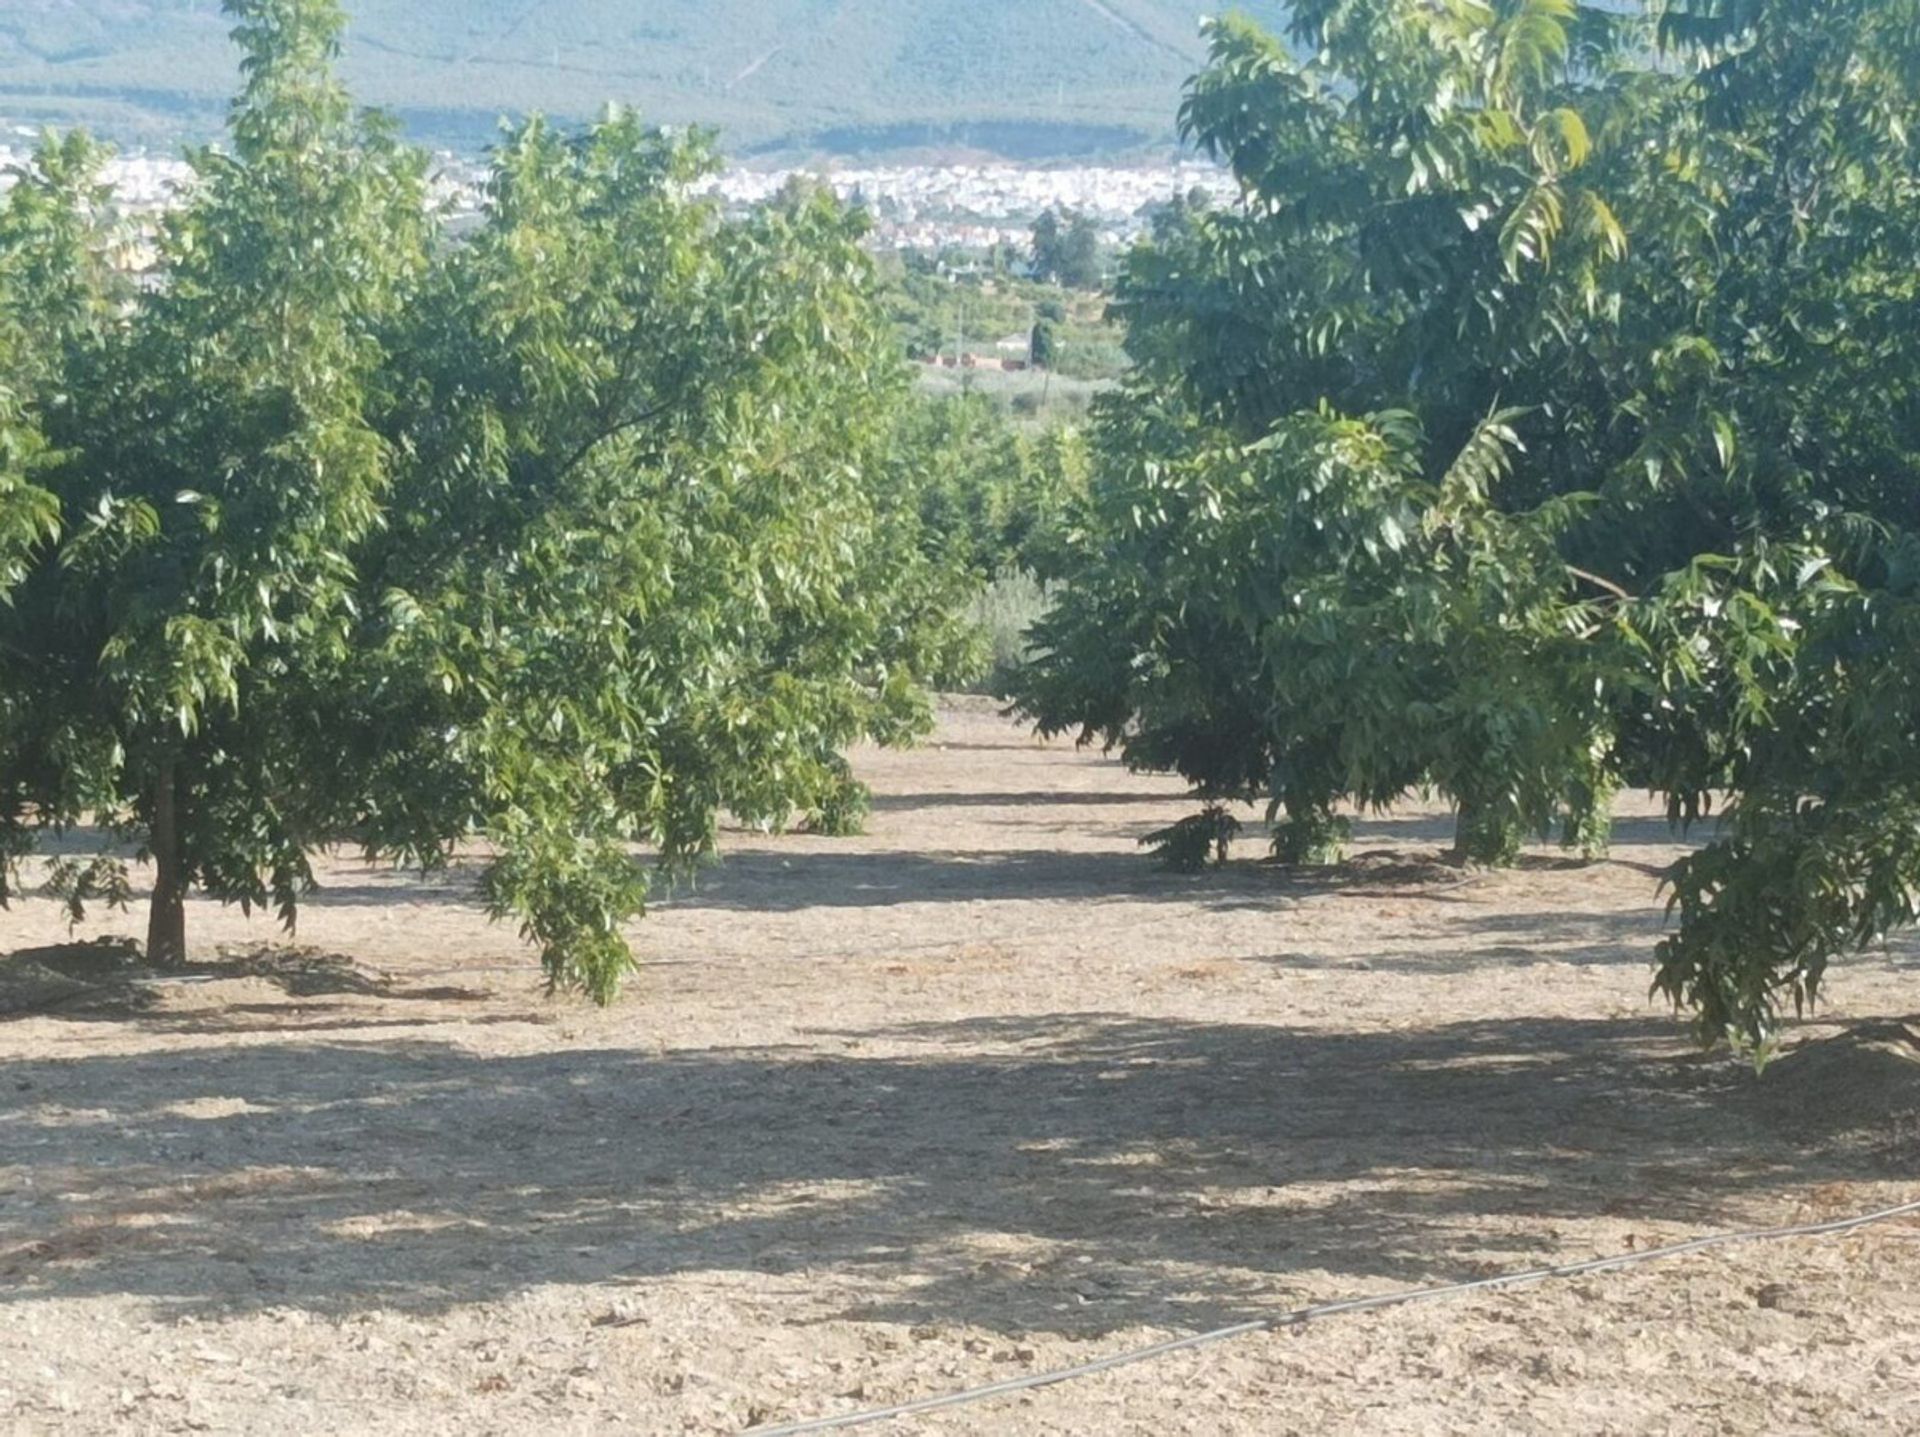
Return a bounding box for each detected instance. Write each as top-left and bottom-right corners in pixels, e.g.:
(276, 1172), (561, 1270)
(2, 702), (1917, 1435)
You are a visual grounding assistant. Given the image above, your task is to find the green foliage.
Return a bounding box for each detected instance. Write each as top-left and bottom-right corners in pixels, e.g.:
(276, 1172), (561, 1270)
(878, 257), (1126, 383)
(10, 0), (436, 962)
(1029, 315), (1059, 371)
(0, 130), (119, 609)
(42, 855), (134, 931)
(1028, 0), (1614, 839)
(885, 390), (1088, 695)
(964, 568), (1059, 699)
(1142, 805), (1241, 873)
(893, 392), (1087, 579)
(1608, 0), (1920, 1049)
(802, 759), (874, 839)
(1021, 1), (1920, 1052)
(1030, 208), (1106, 289)
(0, 1), (976, 1001)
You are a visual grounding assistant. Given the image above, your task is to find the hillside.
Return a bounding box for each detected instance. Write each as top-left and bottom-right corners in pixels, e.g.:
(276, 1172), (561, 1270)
(0, 0), (1293, 158)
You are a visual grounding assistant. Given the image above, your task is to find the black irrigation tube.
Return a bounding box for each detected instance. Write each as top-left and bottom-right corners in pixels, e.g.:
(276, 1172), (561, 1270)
(744, 1196), (1920, 1435)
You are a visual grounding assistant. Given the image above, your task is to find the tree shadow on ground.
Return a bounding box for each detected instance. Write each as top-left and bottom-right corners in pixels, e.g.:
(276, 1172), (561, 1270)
(1249, 907), (1675, 974)
(24, 813), (1695, 924)
(1348, 811), (1708, 851)
(0, 942), (494, 1024)
(657, 843), (1666, 918)
(296, 872), (486, 910)
(657, 846), (1512, 916)
(872, 790), (1173, 812)
(658, 848), (1280, 913)
(1, 1011), (1889, 1333)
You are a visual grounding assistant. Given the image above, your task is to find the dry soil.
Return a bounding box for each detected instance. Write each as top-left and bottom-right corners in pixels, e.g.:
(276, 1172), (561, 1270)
(2, 702), (1917, 1435)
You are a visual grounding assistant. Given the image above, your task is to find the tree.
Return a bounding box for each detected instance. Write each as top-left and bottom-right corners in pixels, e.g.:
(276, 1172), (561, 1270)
(357, 118), (971, 997)
(0, 130), (128, 907)
(1146, 184), (1212, 245)
(1, 0), (430, 964)
(1030, 207), (1103, 289)
(0, 1), (969, 1002)
(1029, 298), (1066, 370)
(1022, 4), (1630, 867)
(890, 390), (1085, 583)
(1614, 0), (1920, 1051)
(1019, 1), (1920, 1051)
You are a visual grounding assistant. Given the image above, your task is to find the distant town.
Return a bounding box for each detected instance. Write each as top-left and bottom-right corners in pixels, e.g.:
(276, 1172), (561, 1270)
(703, 159), (1237, 252)
(0, 129), (1234, 256)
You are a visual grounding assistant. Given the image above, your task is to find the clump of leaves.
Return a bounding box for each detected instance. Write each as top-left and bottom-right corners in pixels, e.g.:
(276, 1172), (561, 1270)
(1270, 805), (1350, 867)
(1142, 806), (1242, 873)
(42, 856), (133, 931)
(803, 760), (873, 839)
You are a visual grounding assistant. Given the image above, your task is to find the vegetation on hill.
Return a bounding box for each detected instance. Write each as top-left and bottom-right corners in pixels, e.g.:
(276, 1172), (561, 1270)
(879, 255), (1128, 383)
(1016, 0), (1920, 1056)
(0, 0), (1294, 155)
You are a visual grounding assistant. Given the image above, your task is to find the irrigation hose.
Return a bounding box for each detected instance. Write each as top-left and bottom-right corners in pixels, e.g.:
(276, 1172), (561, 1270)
(743, 1195), (1920, 1435)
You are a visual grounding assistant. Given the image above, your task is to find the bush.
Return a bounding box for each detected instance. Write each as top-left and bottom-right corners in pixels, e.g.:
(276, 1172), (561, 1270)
(963, 569), (1057, 698)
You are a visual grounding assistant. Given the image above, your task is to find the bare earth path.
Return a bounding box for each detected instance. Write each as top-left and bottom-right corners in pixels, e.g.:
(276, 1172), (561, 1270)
(2, 703), (1916, 1434)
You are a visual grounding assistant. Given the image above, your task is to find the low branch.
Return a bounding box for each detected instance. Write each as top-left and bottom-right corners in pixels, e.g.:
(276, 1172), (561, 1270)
(1567, 565), (1634, 602)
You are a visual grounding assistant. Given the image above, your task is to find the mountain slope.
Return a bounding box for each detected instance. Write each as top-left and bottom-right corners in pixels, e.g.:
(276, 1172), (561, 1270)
(0, 1), (1295, 157)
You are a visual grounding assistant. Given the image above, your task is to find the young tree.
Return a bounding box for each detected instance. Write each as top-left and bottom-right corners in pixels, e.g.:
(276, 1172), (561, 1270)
(1028, 319), (1057, 372)
(1028, 297), (1067, 372)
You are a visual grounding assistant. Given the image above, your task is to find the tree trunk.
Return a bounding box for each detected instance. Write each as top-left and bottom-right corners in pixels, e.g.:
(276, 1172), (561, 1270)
(1449, 801), (1476, 864)
(146, 763), (187, 966)
(1452, 796), (1522, 868)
